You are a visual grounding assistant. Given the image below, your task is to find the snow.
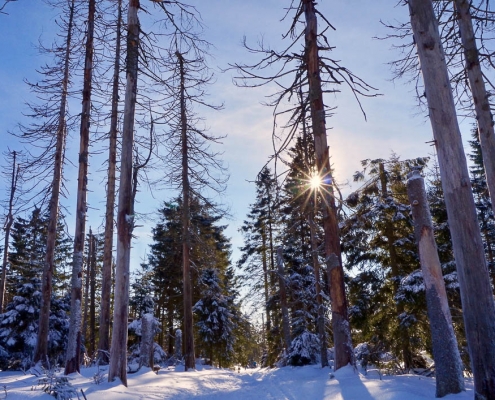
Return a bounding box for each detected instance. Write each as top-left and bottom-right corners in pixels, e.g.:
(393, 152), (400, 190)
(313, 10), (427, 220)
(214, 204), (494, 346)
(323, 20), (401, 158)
(0, 363), (475, 399)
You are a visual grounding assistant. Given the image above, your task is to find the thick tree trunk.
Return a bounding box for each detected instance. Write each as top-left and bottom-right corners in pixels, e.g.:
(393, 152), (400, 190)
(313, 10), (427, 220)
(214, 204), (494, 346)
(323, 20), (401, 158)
(407, 170), (464, 398)
(276, 247), (291, 351)
(34, 0), (75, 365)
(99, 0), (122, 365)
(455, 0), (495, 218)
(140, 314), (154, 368)
(302, 0), (353, 370)
(108, 0), (140, 386)
(177, 51), (195, 371)
(408, 1), (495, 398)
(0, 151), (18, 313)
(65, 0), (95, 375)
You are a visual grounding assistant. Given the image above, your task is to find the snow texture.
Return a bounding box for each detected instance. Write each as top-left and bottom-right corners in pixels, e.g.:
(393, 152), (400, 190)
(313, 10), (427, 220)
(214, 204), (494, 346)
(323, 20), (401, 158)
(0, 363), (475, 399)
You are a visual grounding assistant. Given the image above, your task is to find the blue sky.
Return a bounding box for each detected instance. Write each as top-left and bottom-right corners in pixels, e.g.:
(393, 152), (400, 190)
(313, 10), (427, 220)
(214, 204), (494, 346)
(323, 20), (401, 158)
(0, 1), (473, 271)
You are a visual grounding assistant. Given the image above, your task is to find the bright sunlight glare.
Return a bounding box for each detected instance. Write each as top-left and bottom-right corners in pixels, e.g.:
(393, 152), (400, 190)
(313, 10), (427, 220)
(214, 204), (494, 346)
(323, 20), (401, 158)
(309, 174), (322, 190)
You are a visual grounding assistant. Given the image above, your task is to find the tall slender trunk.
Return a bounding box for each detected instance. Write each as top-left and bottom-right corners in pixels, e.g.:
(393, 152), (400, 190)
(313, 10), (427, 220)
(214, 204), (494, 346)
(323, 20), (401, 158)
(408, 1), (495, 398)
(65, 0), (95, 374)
(108, 0), (140, 386)
(34, 0), (75, 365)
(454, 0), (495, 218)
(407, 170), (464, 397)
(378, 163), (412, 370)
(276, 247), (291, 351)
(82, 231), (92, 351)
(262, 230), (271, 333)
(177, 51), (195, 371)
(0, 151), (19, 313)
(99, 0), (122, 365)
(302, 0), (353, 370)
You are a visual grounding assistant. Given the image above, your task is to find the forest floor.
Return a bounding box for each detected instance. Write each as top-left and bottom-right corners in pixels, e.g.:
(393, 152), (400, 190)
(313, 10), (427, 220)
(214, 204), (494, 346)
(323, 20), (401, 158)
(0, 362), (475, 399)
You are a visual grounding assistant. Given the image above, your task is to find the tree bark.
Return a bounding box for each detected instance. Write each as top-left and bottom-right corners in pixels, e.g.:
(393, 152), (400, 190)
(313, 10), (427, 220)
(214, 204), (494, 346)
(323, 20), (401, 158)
(408, 1), (495, 398)
(140, 313), (154, 368)
(89, 234), (96, 356)
(65, 0), (95, 374)
(34, 0), (75, 365)
(276, 247), (291, 352)
(177, 51), (195, 371)
(0, 151), (19, 313)
(108, 0), (140, 386)
(407, 170), (465, 398)
(302, 0), (353, 370)
(99, 0), (122, 366)
(82, 231), (92, 353)
(454, 0), (495, 218)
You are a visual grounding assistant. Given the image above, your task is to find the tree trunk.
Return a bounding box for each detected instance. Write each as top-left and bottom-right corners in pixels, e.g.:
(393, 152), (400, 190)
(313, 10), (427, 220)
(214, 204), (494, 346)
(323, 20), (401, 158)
(262, 230), (271, 333)
(140, 313), (154, 368)
(34, 0), (75, 366)
(177, 51), (195, 371)
(455, 0), (495, 218)
(108, 0), (140, 386)
(65, 0), (95, 374)
(276, 247), (291, 351)
(302, 0), (353, 370)
(0, 151), (19, 313)
(407, 170), (465, 398)
(99, 0), (122, 366)
(408, 1), (495, 398)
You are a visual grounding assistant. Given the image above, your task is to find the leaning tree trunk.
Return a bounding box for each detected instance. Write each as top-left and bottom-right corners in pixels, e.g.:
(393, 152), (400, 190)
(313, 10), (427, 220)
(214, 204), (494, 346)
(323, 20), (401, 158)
(407, 170), (465, 398)
(34, 0), (75, 365)
(302, 0), (353, 370)
(64, 0), (95, 375)
(177, 51), (195, 371)
(408, 1), (495, 398)
(108, 0), (140, 386)
(276, 247), (291, 352)
(0, 151), (19, 313)
(99, 0), (122, 365)
(455, 0), (495, 218)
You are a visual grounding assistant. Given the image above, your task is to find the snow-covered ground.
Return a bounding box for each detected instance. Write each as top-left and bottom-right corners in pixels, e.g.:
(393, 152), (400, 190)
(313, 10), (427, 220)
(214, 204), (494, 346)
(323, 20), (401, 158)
(0, 363), (475, 399)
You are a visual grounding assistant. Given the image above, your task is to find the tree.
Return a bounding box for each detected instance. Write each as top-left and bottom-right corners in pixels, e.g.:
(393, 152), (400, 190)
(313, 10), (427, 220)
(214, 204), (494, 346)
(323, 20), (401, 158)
(0, 150), (21, 312)
(408, 1), (495, 397)
(193, 268), (236, 367)
(99, 0), (123, 365)
(65, 0), (96, 375)
(407, 169), (464, 397)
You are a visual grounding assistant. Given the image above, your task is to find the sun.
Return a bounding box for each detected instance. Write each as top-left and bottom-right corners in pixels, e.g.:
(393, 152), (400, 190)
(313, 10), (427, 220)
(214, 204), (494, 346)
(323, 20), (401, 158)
(309, 174), (322, 190)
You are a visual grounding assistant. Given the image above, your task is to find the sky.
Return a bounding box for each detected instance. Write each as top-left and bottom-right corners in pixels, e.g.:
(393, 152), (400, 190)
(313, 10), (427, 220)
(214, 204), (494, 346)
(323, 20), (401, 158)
(0, 1), (476, 273)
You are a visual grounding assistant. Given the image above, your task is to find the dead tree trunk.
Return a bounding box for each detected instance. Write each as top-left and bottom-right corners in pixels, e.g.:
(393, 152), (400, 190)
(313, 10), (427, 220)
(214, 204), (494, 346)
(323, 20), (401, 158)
(276, 247), (291, 351)
(108, 0), (140, 386)
(65, 0), (95, 374)
(99, 0), (122, 365)
(408, 1), (495, 398)
(140, 313), (154, 368)
(82, 231), (92, 350)
(177, 51), (195, 371)
(454, 0), (495, 218)
(34, 0), (75, 365)
(0, 151), (19, 313)
(407, 170), (465, 398)
(302, 0), (353, 370)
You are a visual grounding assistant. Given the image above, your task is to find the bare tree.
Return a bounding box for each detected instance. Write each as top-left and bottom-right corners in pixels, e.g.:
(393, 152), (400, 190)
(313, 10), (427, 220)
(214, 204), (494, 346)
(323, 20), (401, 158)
(0, 150), (21, 312)
(408, 0), (495, 397)
(407, 169), (464, 397)
(64, 0), (96, 375)
(99, 0), (122, 365)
